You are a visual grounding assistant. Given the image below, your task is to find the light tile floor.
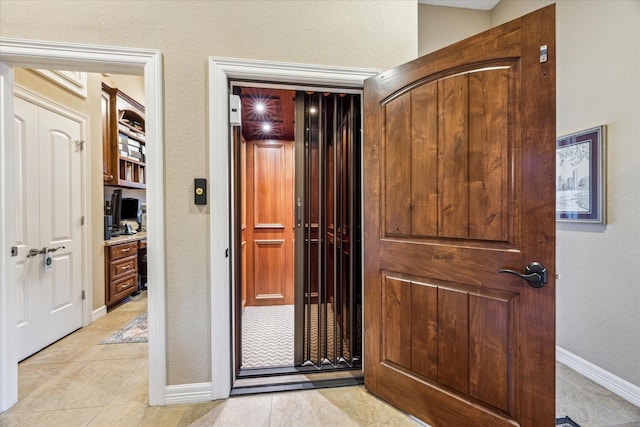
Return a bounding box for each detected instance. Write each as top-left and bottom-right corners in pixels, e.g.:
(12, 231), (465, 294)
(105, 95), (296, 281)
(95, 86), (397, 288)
(1, 293), (639, 426)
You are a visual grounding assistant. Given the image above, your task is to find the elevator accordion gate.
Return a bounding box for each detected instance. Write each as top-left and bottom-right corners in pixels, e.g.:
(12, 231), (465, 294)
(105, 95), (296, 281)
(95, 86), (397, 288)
(294, 92), (362, 369)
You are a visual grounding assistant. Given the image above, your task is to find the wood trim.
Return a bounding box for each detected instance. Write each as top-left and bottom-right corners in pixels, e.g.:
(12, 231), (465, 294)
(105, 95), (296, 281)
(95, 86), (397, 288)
(164, 382), (213, 405)
(254, 223), (285, 229)
(557, 347), (640, 408)
(31, 69), (88, 98)
(0, 61), (18, 412)
(91, 305), (107, 322)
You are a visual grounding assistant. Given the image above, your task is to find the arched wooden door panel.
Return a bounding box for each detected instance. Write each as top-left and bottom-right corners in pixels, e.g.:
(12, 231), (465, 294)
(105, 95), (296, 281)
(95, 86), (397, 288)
(364, 5), (556, 426)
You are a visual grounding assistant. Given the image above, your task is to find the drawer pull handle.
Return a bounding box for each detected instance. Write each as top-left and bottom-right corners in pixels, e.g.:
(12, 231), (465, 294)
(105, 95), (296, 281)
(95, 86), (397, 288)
(121, 248), (131, 252)
(121, 266), (129, 270)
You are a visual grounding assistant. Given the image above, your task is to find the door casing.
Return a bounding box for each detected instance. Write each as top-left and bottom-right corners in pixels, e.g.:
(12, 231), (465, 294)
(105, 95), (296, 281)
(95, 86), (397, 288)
(208, 58), (378, 394)
(0, 38), (166, 411)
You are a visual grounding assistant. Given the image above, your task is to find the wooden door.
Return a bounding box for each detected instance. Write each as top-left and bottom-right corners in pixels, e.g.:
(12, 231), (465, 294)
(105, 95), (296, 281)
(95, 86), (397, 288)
(245, 139), (295, 306)
(363, 6), (555, 426)
(14, 96), (84, 361)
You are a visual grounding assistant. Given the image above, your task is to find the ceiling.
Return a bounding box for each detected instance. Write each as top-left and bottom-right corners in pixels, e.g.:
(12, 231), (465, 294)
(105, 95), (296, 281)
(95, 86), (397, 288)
(418, 0), (500, 10)
(239, 87), (296, 142)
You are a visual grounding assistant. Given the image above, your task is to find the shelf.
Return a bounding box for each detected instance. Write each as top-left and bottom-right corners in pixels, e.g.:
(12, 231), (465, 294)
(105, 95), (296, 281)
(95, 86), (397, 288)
(102, 83), (147, 190)
(118, 158), (146, 188)
(118, 119), (146, 143)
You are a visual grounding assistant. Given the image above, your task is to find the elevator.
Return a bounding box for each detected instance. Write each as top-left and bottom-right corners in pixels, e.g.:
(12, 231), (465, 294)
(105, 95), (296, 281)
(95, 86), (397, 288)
(232, 84), (362, 386)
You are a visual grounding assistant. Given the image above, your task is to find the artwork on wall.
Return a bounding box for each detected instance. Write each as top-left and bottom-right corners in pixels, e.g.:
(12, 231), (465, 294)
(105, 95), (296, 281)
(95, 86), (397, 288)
(556, 125), (606, 223)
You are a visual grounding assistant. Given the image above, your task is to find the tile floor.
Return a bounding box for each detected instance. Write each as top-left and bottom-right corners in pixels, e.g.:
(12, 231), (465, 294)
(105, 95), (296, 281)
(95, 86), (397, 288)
(1, 293), (639, 426)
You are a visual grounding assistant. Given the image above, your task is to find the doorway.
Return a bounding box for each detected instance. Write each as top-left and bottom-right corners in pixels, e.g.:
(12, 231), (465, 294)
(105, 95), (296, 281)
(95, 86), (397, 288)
(0, 39), (166, 411)
(208, 57), (378, 398)
(231, 83), (363, 387)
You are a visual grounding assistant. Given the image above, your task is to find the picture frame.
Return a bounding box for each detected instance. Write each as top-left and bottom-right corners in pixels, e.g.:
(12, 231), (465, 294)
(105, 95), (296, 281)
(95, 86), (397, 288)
(556, 125), (606, 223)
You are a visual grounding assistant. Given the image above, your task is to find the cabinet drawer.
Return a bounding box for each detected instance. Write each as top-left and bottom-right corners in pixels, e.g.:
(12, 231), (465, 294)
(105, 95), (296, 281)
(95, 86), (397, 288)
(110, 242), (138, 260)
(110, 274), (138, 301)
(110, 255), (138, 280)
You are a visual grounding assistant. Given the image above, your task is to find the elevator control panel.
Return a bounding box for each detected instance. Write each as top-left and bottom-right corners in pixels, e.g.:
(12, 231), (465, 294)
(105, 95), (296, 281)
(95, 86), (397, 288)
(195, 178), (207, 205)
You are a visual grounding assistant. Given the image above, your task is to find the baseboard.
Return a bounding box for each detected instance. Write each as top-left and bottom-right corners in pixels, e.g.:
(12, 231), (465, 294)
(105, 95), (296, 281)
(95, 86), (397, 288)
(164, 382), (214, 405)
(160, 349), (640, 407)
(92, 305), (107, 322)
(556, 346), (640, 407)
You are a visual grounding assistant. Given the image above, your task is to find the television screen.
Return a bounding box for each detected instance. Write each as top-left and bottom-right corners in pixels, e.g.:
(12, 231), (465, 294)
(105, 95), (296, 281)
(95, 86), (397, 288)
(120, 198), (139, 221)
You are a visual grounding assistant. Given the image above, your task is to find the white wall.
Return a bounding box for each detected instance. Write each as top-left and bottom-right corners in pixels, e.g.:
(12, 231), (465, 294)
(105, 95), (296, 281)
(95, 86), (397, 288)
(0, 0), (417, 386)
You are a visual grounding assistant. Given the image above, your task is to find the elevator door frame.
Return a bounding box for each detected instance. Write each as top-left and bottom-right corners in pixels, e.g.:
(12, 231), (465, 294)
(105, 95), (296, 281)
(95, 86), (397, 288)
(229, 80), (365, 379)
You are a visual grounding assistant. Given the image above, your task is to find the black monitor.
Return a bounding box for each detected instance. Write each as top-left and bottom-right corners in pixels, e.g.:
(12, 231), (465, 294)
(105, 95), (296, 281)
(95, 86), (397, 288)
(121, 198), (139, 221)
(110, 189), (122, 228)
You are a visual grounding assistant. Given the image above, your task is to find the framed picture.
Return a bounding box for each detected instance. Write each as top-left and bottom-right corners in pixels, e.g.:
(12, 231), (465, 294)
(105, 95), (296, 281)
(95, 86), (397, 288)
(556, 125), (606, 223)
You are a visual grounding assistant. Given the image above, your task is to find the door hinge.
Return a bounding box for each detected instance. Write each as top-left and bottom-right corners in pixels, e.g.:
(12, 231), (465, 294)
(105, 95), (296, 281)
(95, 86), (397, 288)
(81, 216), (85, 226)
(75, 140), (86, 151)
(11, 246), (18, 257)
(82, 290), (86, 300)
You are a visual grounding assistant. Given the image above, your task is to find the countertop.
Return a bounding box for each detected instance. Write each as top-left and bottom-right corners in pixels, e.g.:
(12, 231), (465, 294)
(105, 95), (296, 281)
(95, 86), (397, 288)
(104, 231), (147, 246)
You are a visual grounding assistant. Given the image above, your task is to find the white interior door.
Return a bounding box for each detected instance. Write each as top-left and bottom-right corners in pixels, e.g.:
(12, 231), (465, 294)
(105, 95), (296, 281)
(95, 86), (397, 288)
(14, 96), (83, 362)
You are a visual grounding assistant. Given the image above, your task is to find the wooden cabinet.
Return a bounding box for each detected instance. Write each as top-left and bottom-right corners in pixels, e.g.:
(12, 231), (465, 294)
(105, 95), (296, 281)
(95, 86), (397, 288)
(101, 85), (117, 183)
(138, 239), (147, 288)
(105, 241), (138, 308)
(102, 83), (146, 189)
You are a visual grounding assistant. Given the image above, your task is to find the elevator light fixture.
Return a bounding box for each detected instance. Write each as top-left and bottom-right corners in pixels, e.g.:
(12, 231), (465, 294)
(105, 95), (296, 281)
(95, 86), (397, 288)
(262, 123), (272, 132)
(255, 102), (265, 113)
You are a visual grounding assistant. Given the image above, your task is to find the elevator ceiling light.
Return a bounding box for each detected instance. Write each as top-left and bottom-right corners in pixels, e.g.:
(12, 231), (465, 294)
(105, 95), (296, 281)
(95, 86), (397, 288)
(255, 102), (265, 113)
(262, 123), (272, 132)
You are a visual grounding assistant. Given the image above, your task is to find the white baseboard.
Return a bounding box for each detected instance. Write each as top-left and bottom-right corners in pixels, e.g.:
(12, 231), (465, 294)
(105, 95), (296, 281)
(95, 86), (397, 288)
(165, 382), (214, 405)
(556, 346), (640, 407)
(92, 305), (107, 323)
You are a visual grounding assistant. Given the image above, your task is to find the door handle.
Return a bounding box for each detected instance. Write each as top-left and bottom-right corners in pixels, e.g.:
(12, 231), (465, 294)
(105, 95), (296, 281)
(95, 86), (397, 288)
(296, 197), (302, 228)
(26, 246), (65, 258)
(499, 261), (548, 288)
(27, 247), (46, 258)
